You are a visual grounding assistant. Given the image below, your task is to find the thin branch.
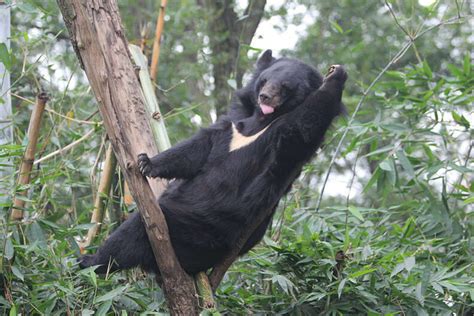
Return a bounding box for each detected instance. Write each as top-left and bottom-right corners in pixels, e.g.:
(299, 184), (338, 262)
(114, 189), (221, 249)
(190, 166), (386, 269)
(12, 93), (102, 125)
(44, 107), (102, 125)
(33, 129), (96, 165)
(315, 15), (467, 212)
(346, 147), (362, 208)
(455, 0), (462, 18)
(384, 0), (413, 40)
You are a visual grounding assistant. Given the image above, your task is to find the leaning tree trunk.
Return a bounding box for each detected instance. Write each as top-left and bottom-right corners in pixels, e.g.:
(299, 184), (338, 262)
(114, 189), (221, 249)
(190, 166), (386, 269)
(56, 1), (198, 314)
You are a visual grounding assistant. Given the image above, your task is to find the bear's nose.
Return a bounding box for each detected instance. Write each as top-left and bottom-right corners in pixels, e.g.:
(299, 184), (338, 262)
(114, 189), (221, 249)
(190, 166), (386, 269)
(259, 93), (271, 103)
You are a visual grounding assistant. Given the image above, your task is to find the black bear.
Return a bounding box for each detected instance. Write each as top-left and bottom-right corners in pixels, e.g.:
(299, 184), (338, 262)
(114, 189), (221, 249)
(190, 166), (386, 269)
(79, 50), (347, 274)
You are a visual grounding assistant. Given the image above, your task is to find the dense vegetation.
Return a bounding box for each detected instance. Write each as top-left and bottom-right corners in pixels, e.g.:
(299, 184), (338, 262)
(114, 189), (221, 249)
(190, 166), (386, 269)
(1, 0), (472, 314)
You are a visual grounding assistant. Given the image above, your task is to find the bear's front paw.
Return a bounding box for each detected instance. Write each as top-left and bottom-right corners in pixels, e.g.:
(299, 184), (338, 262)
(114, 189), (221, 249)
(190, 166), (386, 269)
(138, 153), (153, 177)
(78, 254), (96, 269)
(325, 64), (347, 83)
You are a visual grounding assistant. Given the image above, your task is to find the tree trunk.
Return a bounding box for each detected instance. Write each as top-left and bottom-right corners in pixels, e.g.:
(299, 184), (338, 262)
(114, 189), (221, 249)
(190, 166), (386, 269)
(56, 1), (198, 314)
(204, 0), (266, 116)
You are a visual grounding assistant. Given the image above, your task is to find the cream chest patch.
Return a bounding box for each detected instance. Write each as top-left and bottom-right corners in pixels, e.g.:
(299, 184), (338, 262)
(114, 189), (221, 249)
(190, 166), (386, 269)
(229, 123), (270, 152)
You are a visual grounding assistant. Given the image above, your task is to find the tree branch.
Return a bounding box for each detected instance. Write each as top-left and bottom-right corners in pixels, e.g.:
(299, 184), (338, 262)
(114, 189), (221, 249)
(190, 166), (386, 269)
(239, 0), (266, 46)
(205, 0), (266, 114)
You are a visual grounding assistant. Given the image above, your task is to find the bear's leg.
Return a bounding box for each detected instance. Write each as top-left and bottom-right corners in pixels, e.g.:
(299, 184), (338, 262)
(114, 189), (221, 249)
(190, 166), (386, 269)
(239, 214), (273, 255)
(79, 212), (158, 273)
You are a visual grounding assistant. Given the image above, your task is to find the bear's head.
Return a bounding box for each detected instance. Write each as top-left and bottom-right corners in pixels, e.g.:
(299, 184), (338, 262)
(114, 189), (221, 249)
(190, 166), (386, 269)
(236, 50), (323, 118)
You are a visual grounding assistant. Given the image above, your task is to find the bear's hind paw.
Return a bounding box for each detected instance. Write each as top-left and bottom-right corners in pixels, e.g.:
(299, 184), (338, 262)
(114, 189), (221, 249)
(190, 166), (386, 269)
(325, 65), (347, 83)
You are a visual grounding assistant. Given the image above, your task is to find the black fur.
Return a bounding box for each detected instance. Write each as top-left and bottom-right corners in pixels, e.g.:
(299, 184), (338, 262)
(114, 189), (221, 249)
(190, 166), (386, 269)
(79, 51), (347, 275)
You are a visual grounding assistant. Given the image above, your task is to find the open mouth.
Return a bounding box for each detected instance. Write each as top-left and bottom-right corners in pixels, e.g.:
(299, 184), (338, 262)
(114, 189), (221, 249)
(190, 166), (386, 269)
(259, 103), (275, 115)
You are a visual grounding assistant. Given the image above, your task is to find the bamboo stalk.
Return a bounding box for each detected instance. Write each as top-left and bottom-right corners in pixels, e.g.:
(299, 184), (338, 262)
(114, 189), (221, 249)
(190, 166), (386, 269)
(11, 92), (49, 220)
(150, 0), (167, 81)
(80, 143), (117, 250)
(129, 45), (171, 151)
(195, 272), (216, 309)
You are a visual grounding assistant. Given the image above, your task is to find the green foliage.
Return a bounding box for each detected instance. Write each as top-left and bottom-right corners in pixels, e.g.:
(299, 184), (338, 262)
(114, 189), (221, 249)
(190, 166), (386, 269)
(1, 0), (472, 315)
(215, 52), (473, 315)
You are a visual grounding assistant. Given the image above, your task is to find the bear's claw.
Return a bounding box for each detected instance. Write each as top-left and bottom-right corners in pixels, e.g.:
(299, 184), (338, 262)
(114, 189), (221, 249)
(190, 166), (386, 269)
(78, 254), (95, 269)
(138, 153), (152, 177)
(325, 64), (347, 83)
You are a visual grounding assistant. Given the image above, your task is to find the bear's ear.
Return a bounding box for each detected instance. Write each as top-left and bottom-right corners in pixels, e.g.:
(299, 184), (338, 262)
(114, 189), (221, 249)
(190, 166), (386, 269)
(256, 49), (274, 70)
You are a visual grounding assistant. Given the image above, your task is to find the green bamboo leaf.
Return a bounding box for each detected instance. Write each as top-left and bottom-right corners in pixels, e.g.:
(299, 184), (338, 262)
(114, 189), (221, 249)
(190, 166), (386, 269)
(11, 266), (24, 281)
(363, 168), (380, 193)
(422, 60), (432, 78)
(96, 301), (112, 316)
(348, 206), (364, 221)
(271, 275), (294, 294)
(463, 54), (471, 75)
(401, 217), (416, 240)
(404, 256), (416, 272)
(464, 196), (474, 204)
(364, 145), (394, 157)
(4, 238), (14, 260)
(451, 111), (470, 129)
(379, 159), (394, 172)
(95, 285), (128, 303)
(350, 267), (377, 278)
(0, 43), (11, 71)
(9, 305), (16, 316)
(396, 150), (415, 179)
(330, 20), (344, 34)
(337, 278), (347, 298)
(391, 262), (405, 277)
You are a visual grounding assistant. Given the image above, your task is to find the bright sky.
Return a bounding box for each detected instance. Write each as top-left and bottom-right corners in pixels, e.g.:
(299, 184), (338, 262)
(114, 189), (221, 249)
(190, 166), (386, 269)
(237, 0), (316, 55)
(240, 0), (437, 55)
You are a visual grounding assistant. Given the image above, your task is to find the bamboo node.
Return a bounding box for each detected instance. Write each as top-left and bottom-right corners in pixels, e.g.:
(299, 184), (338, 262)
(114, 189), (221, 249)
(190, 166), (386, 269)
(134, 64), (140, 76)
(152, 111), (161, 121)
(37, 92), (50, 102)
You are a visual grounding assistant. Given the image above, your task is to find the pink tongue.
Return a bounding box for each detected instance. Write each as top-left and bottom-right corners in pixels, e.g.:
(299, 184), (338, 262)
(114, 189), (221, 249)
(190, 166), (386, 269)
(260, 104), (274, 115)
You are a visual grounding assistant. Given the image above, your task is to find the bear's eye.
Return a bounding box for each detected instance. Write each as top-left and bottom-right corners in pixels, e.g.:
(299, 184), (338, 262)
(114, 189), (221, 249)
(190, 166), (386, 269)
(257, 79), (267, 91)
(280, 82), (293, 97)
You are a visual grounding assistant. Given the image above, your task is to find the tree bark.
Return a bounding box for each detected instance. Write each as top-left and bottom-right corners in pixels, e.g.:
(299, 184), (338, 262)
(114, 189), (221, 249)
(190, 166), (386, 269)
(56, 1), (198, 314)
(204, 0), (266, 116)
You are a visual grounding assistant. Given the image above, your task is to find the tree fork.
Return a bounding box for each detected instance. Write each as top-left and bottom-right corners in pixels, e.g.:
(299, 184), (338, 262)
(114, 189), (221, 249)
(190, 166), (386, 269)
(56, 1), (198, 314)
